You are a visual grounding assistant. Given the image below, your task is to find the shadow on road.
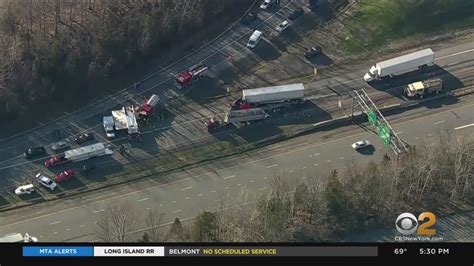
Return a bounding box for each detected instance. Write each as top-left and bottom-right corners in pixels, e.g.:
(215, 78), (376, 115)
(357, 145), (376, 156)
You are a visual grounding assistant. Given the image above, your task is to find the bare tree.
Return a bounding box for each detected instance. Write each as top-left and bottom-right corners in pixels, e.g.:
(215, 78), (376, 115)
(145, 208), (165, 242)
(96, 202), (136, 242)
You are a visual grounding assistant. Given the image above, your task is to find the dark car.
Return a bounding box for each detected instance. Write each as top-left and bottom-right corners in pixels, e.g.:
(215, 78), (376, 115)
(241, 12), (257, 25)
(23, 147), (47, 159)
(304, 46), (322, 59)
(80, 163), (96, 175)
(288, 7), (304, 20)
(74, 132), (94, 144)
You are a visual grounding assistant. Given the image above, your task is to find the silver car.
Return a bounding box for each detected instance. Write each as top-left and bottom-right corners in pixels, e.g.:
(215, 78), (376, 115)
(352, 140), (371, 150)
(51, 139), (70, 151)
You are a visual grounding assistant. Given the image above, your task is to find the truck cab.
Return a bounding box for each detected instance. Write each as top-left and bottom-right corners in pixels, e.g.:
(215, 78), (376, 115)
(363, 65), (378, 82)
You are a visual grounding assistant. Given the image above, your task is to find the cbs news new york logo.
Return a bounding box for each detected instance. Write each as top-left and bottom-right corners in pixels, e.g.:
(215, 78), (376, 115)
(395, 212), (442, 241)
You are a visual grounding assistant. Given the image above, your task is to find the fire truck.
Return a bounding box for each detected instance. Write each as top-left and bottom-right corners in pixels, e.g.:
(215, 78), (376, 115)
(175, 64), (208, 89)
(138, 94), (160, 119)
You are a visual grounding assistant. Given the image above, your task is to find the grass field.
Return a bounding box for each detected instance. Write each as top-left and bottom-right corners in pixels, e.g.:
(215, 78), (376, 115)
(339, 0), (474, 52)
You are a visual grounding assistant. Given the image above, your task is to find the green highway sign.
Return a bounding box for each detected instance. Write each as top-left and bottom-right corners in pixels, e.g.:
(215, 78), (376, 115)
(378, 123), (390, 145)
(367, 109), (377, 126)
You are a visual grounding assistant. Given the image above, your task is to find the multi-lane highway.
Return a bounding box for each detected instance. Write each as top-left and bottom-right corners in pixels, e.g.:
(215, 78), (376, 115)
(0, 91), (472, 242)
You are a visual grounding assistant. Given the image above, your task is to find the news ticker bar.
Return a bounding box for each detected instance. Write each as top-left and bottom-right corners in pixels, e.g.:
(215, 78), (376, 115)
(23, 246), (377, 257)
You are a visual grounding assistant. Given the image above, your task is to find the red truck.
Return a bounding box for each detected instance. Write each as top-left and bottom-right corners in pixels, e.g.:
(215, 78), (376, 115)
(175, 64), (208, 89)
(44, 155), (69, 168)
(55, 169), (75, 183)
(138, 94), (160, 119)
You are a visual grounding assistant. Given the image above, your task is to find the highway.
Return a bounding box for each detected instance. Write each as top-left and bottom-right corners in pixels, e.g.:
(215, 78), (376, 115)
(0, 93), (473, 242)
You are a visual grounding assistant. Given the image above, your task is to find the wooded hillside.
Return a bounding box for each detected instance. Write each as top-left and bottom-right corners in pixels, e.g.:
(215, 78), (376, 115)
(0, 0), (250, 120)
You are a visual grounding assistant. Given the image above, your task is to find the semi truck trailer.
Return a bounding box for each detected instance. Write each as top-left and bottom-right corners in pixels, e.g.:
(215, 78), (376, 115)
(232, 83), (305, 111)
(404, 78), (443, 98)
(0, 233), (38, 242)
(363, 48), (434, 82)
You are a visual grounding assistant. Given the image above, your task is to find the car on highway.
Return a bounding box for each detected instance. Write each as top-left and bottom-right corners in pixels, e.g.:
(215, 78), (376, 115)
(23, 147), (47, 159)
(55, 169), (75, 183)
(74, 132), (94, 144)
(14, 184), (35, 195)
(304, 46), (322, 59)
(51, 139), (70, 151)
(241, 12), (257, 25)
(35, 173), (57, 190)
(352, 140), (371, 150)
(288, 7), (304, 20)
(276, 20), (289, 33)
(260, 0), (275, 10)
(44, 155), (69, 168)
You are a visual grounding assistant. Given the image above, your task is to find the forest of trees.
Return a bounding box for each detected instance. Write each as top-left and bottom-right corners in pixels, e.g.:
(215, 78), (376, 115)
(95, 130), (473, 242)
(0, 0), (251, 120)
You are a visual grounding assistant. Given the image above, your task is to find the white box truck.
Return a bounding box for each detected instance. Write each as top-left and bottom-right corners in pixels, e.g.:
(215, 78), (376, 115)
(64, 142), (113, 162)
(363, 48), (434, 82)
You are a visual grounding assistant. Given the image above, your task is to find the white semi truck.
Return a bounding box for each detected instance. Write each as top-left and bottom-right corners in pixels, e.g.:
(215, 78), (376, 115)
(232, 83), (305, 111)
(64, 142), (113, 162)
(363, 48), (434, 82)
(0, 233), (38, 242)
(404, 78), (443, 98)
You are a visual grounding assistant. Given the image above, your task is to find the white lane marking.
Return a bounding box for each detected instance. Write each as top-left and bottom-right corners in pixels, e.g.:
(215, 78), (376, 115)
(198, 194), (203, 197)
(171, 210), (182, 214)
(211, 190), (216, 193)
(49, 221), (61, 225)
(172, 201), (177, 203)
(339, 157), (344, 160)
(446, 62), (459, 67)
(314, 164), (318, 166)
(455, 123), (474, 130)
(309, 153), (320, 157)
(80, 225), (85, 228)
(301, 177), (307, 179)
(293, 142), (309, 148)
(428, 134), (432, 137)
(327, 160), (331, 163)
(53, 232), (58, 235)
(436, 48), (474, 60)
(39, 235), (44, 238)
(93, 221), (97, 224)
(395, 131), (404, 134)
(257, 187), (269, 191)
(159, 204), (164, 207)
(137, 197), (149, 202)
(66, 228), (71, 231)
(289, 170), (294, 173)
(185, 197), (190, 200)
(146, 208), (151, 210)
(223, 175), (235, 180)
(301, 166), (306, 169)
(250, 180), (255, 183)
(237, 184), (241, 186)
(415, 137), (420, 140)
(434, 120), (445, 125)
(224, 187), (229, 190)
(93, 209), (105, 214)
(266, 164), (278, 168)
(180, 186), (192, 191)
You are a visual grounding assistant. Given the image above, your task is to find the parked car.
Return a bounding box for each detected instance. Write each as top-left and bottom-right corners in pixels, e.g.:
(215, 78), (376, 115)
(288, 7), (304, 20)
(74, 132), (94, 144)
(36, 173), (57, 190)
(51, 139), (70, 151)
(80, 163), (96, 175)
(55, 169), (75, 183)
(352, 140), (371, 150)
(44, 155), (69, 168)
(304, 46), (322, 59)
(241, 12), (257, 25)
(276, 20), (289, 33)
(23, 147), (46, 159)
(15, 184), (35, 195)
(260, 0), (275, 10)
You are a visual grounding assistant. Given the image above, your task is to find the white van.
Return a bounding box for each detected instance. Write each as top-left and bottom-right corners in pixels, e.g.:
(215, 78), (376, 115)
(14, 184), (34, 195)
(247, 30), (262, 49)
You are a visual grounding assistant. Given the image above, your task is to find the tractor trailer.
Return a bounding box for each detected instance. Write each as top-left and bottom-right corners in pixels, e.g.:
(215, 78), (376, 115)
(0, 233), (38, 242)
(404, 78), (443, 98)
(232, 83), (305, 111)
(363, 48), (434, 82)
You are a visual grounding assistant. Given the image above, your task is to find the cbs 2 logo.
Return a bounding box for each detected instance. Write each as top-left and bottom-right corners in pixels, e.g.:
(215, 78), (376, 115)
(395, 212), (436, 236)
